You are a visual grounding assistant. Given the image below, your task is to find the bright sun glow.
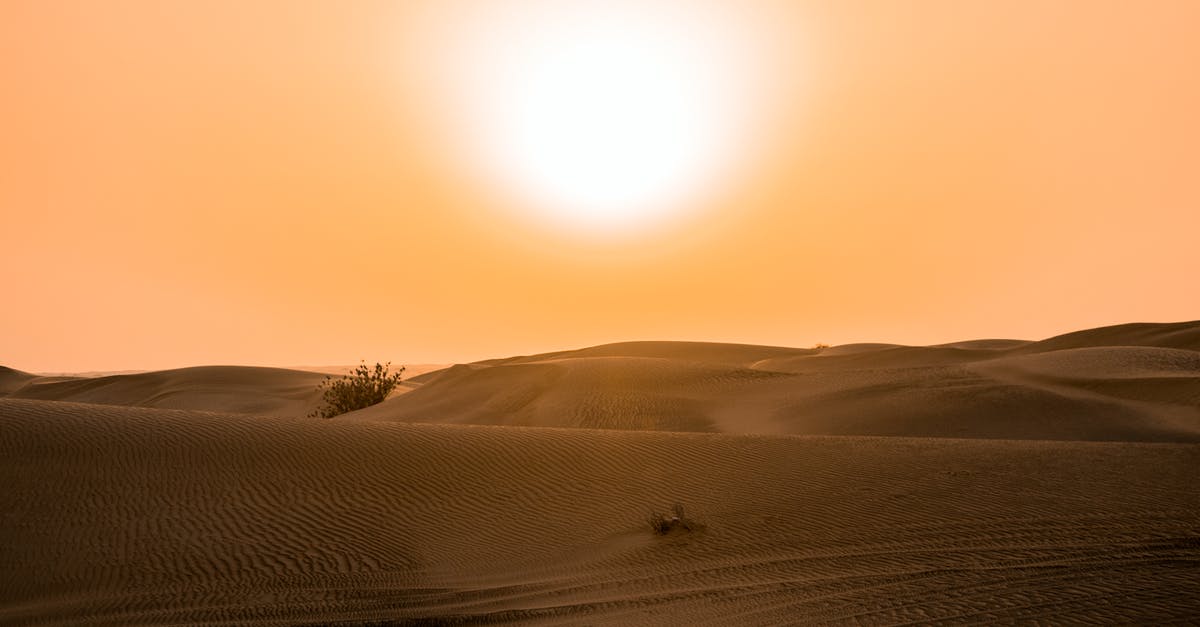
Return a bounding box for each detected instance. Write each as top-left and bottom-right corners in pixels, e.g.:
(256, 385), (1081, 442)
(413, 0), (784, 235)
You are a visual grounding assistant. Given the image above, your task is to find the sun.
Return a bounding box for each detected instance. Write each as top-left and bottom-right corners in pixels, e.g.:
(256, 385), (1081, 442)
(411, 0), (784, 236)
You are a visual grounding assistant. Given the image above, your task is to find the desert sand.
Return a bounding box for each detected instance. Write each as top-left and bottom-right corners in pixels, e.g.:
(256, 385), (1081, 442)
(2, 321), (1198, 624)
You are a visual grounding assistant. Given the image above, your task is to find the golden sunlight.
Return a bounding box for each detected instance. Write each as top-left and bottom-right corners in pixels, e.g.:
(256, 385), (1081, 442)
(413, 0), (787, 235)
(5, 2), (1200, 623)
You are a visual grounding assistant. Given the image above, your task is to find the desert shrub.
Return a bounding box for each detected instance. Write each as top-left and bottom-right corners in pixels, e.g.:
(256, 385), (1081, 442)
(309, 361), (405, 418)
(812, 342), (831, 350)
(647, 503), (697, 535)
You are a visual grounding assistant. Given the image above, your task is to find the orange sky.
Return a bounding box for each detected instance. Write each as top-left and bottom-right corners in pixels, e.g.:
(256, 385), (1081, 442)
(3, 0), (1198, 372)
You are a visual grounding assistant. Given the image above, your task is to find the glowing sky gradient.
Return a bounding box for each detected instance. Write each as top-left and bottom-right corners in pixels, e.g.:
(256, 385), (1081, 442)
(2, 1), (1198, 372)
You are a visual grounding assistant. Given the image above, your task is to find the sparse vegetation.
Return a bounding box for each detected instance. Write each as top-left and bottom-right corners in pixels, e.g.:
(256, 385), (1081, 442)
(309, 361), (405, 418)
(812, 342), (831, 350)
(647, 503), (697, 535)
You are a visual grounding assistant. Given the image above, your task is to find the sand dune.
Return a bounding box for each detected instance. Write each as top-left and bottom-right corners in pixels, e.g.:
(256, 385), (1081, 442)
(2, 398), (1198, 624)
(3, 321), (1198, 623)
(291, 363), (450, 379)
(360, 357), (792, 432)
(6, 322), (1196, 441)
(472, 340), (811, 369)
(0, 366), (37, 395)
(352, 321), (1200, 442)
(6, 366), (328, 417)
(1012, 320), (1200, 354)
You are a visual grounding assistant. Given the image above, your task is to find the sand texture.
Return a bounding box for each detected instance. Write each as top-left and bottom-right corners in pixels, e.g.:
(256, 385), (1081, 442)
(2, 321), (1199, 624)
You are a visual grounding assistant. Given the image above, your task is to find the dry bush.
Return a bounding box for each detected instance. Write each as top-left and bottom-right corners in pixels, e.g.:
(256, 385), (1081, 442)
(647, 503), (697, 535)
(309, 361), (404, 418)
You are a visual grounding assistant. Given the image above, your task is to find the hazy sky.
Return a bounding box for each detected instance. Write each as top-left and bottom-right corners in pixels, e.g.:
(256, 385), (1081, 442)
(3, 0), (1198, 372)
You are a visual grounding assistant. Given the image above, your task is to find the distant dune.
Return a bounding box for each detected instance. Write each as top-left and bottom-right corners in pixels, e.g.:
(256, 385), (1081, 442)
(3, 364), (450, 419)
(6, 365), (330, 417)
(0, 366), (38, 395)
(349, 321), (1200, 442)
(2, 321), (1198, 623)
(288, 363), (450, 379)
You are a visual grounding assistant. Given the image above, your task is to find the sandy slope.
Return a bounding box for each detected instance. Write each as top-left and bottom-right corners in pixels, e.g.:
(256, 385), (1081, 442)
(1, 364), (445, 420)
(351, 321), (1200, 442)
(0, 367), (37, 395)
(5, 366), (329, 418)
(1010, 320), (1200, 354)
(2, 398), (1198, 624)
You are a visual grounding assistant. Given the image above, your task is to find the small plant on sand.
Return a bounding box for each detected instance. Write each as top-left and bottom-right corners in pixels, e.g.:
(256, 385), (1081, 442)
(309, 361), (405, 418)
(811, 342), (831, 350)
(647, 503), (697, 535)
